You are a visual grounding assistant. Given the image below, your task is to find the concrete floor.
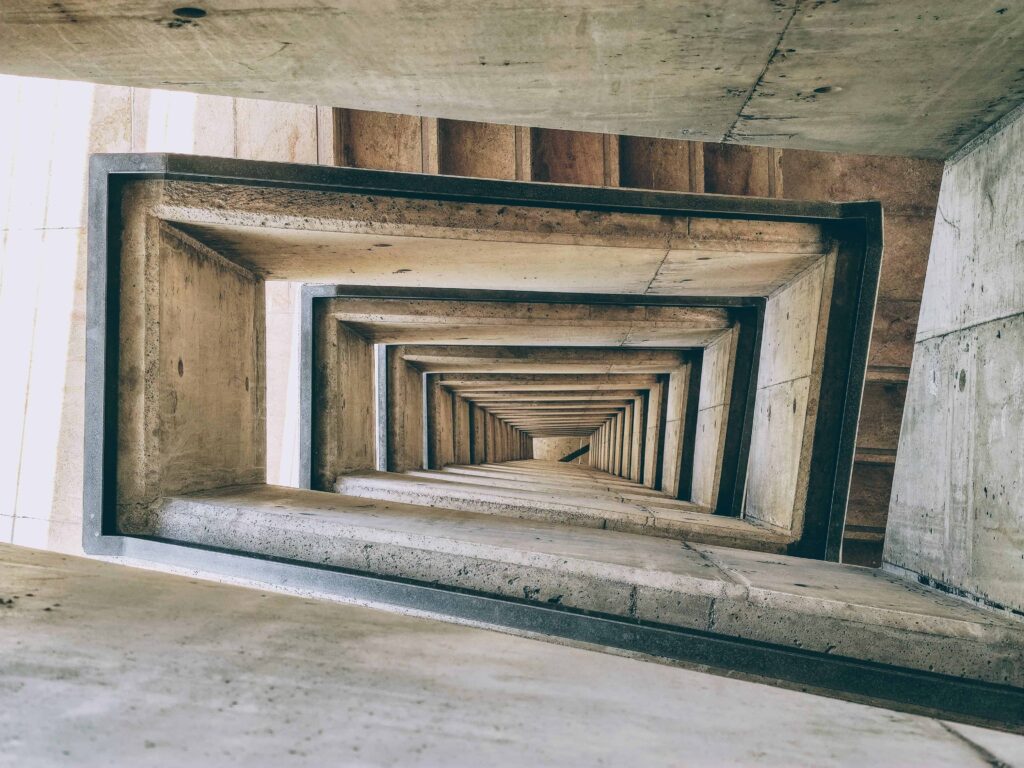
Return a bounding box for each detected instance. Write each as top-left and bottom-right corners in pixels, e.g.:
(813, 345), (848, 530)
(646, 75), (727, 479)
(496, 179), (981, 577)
(1, 543), (1023, 767)
(139, 479), (1024, 687)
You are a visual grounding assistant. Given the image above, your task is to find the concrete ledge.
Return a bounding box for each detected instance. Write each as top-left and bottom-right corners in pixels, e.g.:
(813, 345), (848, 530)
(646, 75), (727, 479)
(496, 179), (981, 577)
(6, 542), (1024, 761)
(334, 469), (791, 552)
(139, 484), (1024, 688)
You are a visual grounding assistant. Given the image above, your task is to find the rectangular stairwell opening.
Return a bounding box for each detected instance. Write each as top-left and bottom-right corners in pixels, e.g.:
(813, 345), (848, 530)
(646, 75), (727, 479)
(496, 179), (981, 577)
(77, 156), (1024, 727)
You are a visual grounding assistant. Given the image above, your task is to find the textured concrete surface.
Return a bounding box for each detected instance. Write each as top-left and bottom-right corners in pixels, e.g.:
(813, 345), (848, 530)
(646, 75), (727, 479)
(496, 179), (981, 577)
(744, 256), (832, 533)
(692, 328), (735, 507)
(0, 73), (942, 573)
(314, 108), (945, 563)
(166, 198), (827, 296)
(2, 543), (1022, 767)
(529, 437), (588, 463)
(2, 2), (1023, 157)
(886, 105), (1024, 613)
(133, 483), (1024, 686)
(333, 462), (792, 551)
(327, 296), (733, 348)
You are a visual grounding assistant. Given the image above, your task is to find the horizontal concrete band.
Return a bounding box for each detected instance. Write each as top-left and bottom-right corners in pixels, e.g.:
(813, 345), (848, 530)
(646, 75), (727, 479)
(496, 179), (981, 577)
(128, 484), (1024, 692)
(333, 465), (791, 552)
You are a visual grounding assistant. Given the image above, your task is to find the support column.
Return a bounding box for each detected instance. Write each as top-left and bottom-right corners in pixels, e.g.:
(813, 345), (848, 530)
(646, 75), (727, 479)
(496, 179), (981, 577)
(453, 395), (471, 465)
(642, 381), (664, 489)
(312, 312), (374, 490)
(386, 346), (424, 472)
(661, 367), (690, 495)
(621, 404), (633, 480)
(470, 404), (487, 465)
(630, 394), (645, 483)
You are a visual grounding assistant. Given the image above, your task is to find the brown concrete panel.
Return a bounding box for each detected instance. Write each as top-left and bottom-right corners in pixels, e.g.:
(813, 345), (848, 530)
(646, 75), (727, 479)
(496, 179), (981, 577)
(704, 143), (781, 197)
(438, 119), (516, 179)
(781, 150), (942, 216)
(856, 381), (907, 454)
(530, 128), (607, 185)
(619, 137), (703, 192)
(869, 299), (919, 370)
(337, 109), (424, 172)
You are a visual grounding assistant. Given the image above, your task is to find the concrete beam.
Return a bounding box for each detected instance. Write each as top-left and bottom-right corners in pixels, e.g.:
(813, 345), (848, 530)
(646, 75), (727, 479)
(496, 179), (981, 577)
(3, 2), (1023, 156)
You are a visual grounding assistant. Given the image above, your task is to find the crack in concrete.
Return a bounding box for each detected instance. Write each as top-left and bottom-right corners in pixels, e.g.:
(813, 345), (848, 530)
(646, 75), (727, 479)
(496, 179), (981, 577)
(722, 0), (802, 144)
(682, 542), (747, 587)
(936, 204), (961, 234)
(643, 248), (672, 295)
(938, 722), (1012, 768)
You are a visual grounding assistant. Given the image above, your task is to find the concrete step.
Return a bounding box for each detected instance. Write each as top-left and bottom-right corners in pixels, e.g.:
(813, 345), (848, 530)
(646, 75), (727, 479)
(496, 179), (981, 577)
(334, 469), (788, 551)
(467, 460), (665, 494)
(142, 484), (1024, 689)
(406, 467), (696, 511)
(444, 460), (674, 493)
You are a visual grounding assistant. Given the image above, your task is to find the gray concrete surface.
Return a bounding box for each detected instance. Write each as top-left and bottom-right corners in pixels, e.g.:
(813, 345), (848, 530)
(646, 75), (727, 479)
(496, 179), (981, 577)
(744, 256), (833, 534)
(132, 482), (1024, 687)
(1, 2), (1023, 157)
(333, 461), (791, 550)
(885, 100), (1024, 614)
(2, 542), (1023, 767)
(691, 327), (735, 508)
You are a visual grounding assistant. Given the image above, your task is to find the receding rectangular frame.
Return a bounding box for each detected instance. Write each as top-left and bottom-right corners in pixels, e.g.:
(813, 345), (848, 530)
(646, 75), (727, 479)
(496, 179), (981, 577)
(297, 284), (755, 503)
(78, 155), (964, 724)
(79, 152), (1008, 725)
(87, 153), (879, 559)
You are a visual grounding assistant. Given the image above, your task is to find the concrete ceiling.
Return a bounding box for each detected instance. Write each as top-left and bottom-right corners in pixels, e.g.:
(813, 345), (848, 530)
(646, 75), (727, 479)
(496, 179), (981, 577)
(172, 219), (827, 297)
(2, 1), (1022, 158)
(332, 298), (732, 347)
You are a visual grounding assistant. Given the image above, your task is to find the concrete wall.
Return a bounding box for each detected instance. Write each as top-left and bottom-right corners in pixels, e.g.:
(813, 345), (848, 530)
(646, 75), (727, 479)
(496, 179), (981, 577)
(641, 380), (664, 489)
(884, 108), (1024, 613)
(386, 348), (425, 472)
(117, 219), (266, 532)
(691, 329), (736, 509)
(743, 258), (833, 534)
(311, 317), (375, 489)
(533, 437), (589, 464)
(659, 368), (691, 497)
(0, 75), (328, 553)
(323, 107), (944, 562)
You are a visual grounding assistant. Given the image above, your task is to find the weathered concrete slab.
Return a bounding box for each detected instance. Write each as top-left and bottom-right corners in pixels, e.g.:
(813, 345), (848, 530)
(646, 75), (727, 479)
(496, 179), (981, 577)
(887, 313), (1024, 615)
(134, 484), (1024, 688)
(409, 463), (690, 505)
(327, 296), (733, 348)
(2, 2), (1023, 157)
(744, 257), (832, 534)
(692, 327), (736, 508)
(4, 543), (1022, 766)
(168, 216), (825, 298)
(117, 214), (266, 528)
(886, 107), (1024, 614)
